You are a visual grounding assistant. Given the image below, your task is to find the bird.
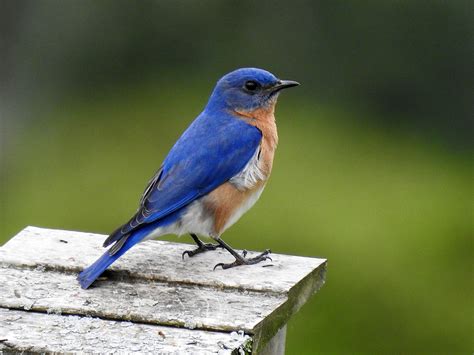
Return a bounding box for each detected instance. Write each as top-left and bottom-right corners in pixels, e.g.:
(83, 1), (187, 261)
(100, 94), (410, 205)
(77, 67), (299, 289)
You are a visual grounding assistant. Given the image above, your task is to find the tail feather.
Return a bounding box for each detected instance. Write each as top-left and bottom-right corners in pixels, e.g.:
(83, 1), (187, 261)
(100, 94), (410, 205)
(77, 227), (151, 289)
(103, 224), (128, 248)
(77, 249), (124, 289)
(79, 211), (182, 289)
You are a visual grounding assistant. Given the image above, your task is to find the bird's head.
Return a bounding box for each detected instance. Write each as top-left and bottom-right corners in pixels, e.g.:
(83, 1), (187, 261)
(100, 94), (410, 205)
(206, 68), (299, 113)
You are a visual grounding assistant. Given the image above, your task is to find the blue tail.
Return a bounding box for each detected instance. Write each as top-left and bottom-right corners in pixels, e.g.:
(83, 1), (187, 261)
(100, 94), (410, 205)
(77, 225), (155, 289)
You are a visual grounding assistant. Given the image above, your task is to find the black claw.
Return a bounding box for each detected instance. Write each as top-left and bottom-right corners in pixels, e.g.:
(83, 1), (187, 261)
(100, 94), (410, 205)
(213, 249), (272, 270)
(182, 242), (222, 260)
(213, 261), (239, 270)
(213, 263), (225, 271)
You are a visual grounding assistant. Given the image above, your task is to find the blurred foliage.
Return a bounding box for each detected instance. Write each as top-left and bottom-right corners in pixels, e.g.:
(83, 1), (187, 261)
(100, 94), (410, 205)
(1, 84), (472, 352)
(2, 0), (473, 147)
(1, 0), (473, 353)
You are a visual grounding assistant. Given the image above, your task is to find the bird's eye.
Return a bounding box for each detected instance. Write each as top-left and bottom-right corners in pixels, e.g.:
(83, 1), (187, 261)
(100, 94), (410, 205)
(244, 80), (259, 91)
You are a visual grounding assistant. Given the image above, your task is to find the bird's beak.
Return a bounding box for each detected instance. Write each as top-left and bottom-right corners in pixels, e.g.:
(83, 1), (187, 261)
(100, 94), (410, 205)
(270, 79), (300, 93)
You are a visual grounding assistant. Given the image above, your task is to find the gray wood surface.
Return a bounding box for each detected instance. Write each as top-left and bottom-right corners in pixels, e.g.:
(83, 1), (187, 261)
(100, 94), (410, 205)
(0, 308), (250, 354)
(0, 226), (327, 354)
(0, 266), (286, 332)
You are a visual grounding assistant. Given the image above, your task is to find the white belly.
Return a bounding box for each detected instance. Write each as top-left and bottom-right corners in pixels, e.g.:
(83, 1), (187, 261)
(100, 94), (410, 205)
(143, 198), (215, 240)
(229, 147), (265, 191)
(145, 185), (264, 240)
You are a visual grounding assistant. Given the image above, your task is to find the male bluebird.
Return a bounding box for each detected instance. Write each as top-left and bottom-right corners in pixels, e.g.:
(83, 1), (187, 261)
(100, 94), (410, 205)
(78, 68), (299, 289)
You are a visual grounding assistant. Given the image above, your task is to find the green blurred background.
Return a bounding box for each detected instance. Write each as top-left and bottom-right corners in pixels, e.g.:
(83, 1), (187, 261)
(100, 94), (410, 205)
(1, 1), (472, 353)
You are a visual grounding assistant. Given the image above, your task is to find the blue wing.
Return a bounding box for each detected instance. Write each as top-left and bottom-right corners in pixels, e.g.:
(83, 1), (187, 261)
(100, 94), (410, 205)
(103, 111), (262, 249)
(78, 112), (261, 288)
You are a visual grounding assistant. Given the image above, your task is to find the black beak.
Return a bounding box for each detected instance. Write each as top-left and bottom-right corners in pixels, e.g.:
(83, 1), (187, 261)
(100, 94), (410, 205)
(271, 79), (300, 93)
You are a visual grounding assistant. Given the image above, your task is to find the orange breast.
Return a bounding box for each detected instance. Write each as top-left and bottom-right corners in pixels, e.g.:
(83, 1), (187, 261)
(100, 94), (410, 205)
(205, 102), (279, 236)
(205, 181), (265, 235)
(235, 101), (278, 176)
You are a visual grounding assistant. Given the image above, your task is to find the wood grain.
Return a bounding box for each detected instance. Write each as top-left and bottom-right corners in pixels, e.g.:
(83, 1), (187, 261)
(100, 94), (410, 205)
(0, 226), (327, 354)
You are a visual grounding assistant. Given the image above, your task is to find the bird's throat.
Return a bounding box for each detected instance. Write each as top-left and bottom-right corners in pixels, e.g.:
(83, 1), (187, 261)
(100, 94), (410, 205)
(233, 100), (277, 124)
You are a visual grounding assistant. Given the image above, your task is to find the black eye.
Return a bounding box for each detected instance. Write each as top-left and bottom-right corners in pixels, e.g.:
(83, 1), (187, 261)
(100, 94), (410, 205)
(244, 80), (259, 91)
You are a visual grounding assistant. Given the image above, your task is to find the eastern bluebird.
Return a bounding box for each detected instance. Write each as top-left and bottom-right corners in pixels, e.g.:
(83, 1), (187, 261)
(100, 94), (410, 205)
(78, 68), (299, 289)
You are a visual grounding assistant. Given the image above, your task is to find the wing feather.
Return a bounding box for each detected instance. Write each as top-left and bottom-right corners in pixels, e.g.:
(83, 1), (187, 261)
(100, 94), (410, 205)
(103, 112), (261, 249)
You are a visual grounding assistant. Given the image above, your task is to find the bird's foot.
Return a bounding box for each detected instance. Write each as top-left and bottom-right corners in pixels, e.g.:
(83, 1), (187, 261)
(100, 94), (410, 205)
(213, 249), (272, 270)
(182, 243), (222, 259)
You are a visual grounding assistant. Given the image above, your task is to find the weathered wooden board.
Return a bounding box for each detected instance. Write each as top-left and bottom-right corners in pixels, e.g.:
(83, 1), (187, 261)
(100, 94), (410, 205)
(0, 226), (325, 294)
(0, 226), (327, 353)
(0, 266), (285, 332)
(0, 308), (250, 354)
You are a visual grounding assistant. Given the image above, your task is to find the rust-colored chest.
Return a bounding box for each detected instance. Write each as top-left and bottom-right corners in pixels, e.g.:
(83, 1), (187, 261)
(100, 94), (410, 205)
(237, 104), (279, 178)
(204, 103), (279, 236)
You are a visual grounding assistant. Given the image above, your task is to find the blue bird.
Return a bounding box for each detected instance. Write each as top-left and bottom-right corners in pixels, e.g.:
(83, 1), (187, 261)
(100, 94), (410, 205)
(78, 68), (299, 289)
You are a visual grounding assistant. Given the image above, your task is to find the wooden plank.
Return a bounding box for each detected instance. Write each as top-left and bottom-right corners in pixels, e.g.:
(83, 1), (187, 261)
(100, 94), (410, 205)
(0, 266), (286, 333)
(0, 226), (326, 294)
(0, 226), (327, 353)
(0, 308), (251, 354)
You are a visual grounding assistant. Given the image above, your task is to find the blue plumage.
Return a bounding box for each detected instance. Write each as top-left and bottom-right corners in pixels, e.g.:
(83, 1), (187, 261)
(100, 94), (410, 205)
(78, 103), (261, 289)
(103, 111), (262, 245)
(78, 67), (299, 289)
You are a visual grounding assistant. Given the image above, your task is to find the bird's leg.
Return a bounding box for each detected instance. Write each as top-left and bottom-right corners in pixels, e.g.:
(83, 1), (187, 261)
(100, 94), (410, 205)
(213, 237), (272, 270)
(182, 234), (223, 259)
